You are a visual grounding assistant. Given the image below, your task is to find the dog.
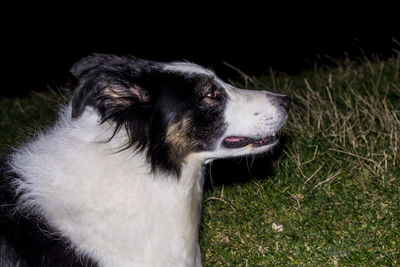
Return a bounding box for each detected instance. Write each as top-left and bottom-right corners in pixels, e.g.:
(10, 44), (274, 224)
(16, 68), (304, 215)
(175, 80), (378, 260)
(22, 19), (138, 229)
(0, 54), (290, 267)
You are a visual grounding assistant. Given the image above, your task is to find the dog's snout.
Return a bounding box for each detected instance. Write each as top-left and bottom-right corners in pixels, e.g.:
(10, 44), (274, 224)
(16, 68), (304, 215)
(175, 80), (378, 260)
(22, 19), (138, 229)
(280, 96), (291, 112)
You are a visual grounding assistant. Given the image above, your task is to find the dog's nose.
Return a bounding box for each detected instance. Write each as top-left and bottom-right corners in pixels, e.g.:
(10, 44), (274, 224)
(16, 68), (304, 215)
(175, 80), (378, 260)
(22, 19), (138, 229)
(280, 96), (291, 112)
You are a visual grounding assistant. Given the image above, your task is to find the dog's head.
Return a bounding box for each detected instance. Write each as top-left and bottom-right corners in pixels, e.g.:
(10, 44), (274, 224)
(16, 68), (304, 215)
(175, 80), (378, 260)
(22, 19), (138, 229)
(70, 54), (290, 175)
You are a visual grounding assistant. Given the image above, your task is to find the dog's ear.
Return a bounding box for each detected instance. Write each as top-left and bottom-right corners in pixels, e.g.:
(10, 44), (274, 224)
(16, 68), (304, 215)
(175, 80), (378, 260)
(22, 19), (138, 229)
(70, 54), (151, 119)
(70, 53), (110, 80)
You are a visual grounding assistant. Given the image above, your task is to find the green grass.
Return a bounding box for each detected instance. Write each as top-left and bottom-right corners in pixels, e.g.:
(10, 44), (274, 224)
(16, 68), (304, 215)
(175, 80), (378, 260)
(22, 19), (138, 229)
(0, 90), (60, 155)
(200, 53), (400, 266)
(1, 52), (400, 266)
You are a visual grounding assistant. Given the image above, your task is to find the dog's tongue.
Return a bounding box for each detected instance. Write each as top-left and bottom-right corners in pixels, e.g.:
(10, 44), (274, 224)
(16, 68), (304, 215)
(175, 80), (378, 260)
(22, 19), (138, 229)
(223, 134), (278, 149)
(225, 137), (245, 142)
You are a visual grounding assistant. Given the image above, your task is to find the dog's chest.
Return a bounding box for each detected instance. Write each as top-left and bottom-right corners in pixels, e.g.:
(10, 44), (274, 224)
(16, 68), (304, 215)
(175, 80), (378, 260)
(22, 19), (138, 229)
(12, 142), (204, 266)
(8, 109), (206, 266)
(56, 163), (202, 266)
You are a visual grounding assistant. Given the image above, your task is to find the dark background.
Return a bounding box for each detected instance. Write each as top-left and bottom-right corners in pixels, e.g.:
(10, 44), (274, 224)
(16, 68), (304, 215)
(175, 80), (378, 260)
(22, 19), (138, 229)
(2, 10), (399, 96)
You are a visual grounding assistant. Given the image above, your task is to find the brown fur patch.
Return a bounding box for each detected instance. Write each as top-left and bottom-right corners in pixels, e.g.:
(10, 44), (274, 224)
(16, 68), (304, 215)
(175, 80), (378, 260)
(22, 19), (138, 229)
(166, 118), (198, 161)
(103, 84), (150, 105)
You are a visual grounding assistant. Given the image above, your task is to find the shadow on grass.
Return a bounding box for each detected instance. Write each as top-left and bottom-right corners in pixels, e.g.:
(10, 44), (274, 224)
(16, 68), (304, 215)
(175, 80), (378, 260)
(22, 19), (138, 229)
(204, 135), (287, 189)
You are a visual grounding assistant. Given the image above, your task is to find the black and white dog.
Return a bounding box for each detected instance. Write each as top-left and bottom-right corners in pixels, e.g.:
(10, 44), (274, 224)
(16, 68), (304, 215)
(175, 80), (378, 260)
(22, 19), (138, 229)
(0, 54), (290, 267)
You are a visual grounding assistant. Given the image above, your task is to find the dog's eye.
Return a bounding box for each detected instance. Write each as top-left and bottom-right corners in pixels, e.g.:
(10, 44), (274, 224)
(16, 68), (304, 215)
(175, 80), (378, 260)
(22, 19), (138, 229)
(206, 89), (218, 99)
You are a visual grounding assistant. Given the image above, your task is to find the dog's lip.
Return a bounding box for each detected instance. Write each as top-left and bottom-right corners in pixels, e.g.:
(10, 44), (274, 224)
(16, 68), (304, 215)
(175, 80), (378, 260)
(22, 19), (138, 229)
(222, 133), (278, 149)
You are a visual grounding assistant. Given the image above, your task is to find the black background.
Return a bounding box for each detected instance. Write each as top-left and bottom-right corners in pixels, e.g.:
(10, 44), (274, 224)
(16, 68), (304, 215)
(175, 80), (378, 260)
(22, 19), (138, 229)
(2, 8), (399, 96)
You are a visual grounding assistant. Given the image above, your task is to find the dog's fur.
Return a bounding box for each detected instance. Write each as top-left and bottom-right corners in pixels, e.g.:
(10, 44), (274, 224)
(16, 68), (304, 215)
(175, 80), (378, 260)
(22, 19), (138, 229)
(0, 54), (290, 267)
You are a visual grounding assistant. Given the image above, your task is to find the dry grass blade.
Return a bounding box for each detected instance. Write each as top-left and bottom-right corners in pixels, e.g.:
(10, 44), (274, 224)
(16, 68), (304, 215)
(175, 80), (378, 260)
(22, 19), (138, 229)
(303, 165), (323, 188)
(205, 197), (236, 212)
(312, 169), (342, 191)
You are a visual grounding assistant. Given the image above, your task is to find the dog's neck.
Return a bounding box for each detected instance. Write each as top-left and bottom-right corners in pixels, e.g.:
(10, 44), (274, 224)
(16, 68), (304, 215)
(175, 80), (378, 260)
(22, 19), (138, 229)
(10, 108), (206, 267)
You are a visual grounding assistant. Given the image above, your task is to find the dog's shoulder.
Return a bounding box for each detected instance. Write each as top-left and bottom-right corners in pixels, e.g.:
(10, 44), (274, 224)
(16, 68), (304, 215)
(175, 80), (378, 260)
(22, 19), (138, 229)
(0, 158), (98, 267)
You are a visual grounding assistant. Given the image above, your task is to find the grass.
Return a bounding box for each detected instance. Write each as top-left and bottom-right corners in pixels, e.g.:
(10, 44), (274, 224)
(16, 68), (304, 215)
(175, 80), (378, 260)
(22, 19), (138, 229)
(0, 90), (60, 155)
(200, 51), (400, 266)
(1, 51), (400, 266)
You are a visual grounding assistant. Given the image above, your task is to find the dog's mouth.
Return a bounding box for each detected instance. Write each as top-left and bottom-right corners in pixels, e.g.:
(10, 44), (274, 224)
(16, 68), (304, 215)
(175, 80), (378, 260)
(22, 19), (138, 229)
(222, 133), (278, 149)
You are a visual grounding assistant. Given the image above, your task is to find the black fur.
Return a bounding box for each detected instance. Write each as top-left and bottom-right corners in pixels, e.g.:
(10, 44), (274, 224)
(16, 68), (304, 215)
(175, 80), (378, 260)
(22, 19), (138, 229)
(0, 161), (98, 267)
(70, 54), (227, 175)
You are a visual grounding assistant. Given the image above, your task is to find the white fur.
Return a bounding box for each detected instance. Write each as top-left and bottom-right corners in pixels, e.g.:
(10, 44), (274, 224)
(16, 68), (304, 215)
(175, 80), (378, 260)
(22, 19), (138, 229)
(224, 85), (285, 137)
(163, 62), (214, 77)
